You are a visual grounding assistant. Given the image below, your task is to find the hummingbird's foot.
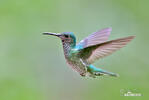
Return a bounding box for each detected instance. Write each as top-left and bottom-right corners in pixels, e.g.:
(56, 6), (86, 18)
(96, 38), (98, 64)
(93, 72), (104, 76)
(80, 73), (86, 77)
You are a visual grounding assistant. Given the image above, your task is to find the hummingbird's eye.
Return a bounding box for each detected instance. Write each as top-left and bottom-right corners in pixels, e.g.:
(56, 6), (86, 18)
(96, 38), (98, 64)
(64, 35), (69, 38)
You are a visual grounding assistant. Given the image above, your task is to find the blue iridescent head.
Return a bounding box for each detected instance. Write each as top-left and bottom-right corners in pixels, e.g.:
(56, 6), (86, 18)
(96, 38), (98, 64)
(43, 32), (76, 46)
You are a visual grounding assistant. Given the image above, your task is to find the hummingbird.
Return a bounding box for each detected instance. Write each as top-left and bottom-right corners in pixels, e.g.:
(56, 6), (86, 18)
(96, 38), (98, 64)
(43, 28), (135, 78)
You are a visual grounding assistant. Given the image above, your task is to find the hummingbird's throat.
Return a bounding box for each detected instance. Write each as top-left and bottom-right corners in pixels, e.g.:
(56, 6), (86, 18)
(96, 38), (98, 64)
(62, 42), (72, 57)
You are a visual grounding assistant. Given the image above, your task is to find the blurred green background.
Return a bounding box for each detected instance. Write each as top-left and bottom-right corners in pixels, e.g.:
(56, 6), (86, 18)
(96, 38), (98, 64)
(0, 0), (148, 100)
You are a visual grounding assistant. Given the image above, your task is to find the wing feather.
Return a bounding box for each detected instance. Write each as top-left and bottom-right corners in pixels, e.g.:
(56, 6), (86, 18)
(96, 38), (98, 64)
(77, 28), (112, 49)
(79, 36), (135, 64)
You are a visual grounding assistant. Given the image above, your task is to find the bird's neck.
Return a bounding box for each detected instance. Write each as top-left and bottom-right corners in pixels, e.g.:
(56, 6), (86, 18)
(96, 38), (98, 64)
(62, 41), (76, 58)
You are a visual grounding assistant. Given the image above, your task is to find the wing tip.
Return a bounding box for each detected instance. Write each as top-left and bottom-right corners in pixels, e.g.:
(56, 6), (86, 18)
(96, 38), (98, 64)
(127, 35), (136, 39)
(104, 27), (112, 32)
(114, 35), (136, 42)
(124, 35), (136, 42)
(98, 27), (112, 33)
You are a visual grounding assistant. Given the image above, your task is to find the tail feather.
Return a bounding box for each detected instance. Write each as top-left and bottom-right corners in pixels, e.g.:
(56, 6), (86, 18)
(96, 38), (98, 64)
(95, 70), (119, 77)
(88, 65), (119, 77)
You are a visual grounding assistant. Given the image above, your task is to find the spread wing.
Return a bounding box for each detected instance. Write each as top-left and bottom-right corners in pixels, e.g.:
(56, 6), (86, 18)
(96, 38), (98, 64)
(78, 36), (135, 64)
(76, 28), (112, 50)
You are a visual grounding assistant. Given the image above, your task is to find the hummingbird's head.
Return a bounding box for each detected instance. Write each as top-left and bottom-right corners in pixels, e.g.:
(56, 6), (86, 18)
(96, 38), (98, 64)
(43, 32), (76, 45)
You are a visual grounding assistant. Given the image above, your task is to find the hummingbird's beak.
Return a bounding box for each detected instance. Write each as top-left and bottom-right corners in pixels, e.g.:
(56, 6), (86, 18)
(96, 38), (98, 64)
(43, 32), (61, 37)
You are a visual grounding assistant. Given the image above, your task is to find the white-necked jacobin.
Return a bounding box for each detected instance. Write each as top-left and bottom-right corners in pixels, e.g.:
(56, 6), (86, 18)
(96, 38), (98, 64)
(43, 28), (135, 78)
